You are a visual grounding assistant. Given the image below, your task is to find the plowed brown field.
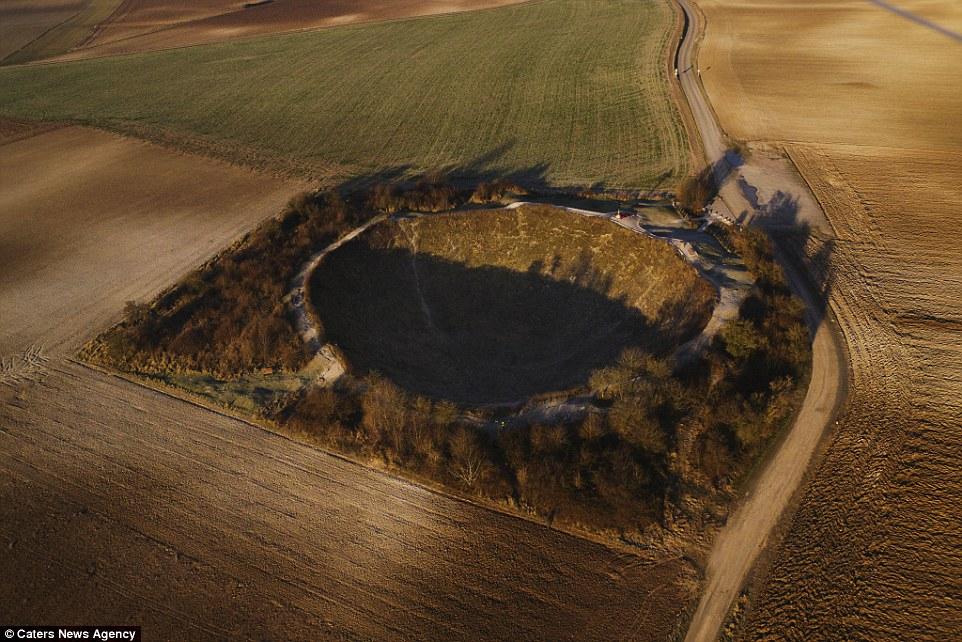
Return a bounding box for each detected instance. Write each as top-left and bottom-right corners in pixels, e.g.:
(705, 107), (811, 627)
(0, 1), (81, 60)
(697, 0), (962, 151)
(0, 361), (695, 641)
(56, 0), (528, 60)
(745, 143), (962, 640)
(695, 0), (962, 639)
(0, 125), (696, 640)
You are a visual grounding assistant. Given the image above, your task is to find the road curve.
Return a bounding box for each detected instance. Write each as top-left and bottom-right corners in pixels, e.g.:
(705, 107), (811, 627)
(675, 0), (727, 165)
(672, 1), (849, 641)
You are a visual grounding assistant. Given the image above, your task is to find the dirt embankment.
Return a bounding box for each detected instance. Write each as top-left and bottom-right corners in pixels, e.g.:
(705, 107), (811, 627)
(694, 0), (962, 638)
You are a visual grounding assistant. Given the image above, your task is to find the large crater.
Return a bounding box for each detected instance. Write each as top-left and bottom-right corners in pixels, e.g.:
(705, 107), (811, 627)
(308, 205), (715, 404)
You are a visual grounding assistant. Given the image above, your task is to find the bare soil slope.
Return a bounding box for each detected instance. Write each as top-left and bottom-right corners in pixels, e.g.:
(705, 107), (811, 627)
(0, 1), (82, 60)
(58, 0), (528, 60)
(0, 126), (302, 356)
(695, 1), (962, 639)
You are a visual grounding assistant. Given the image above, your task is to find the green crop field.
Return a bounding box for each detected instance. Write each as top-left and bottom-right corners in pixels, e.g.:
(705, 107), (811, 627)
(0, 0), (689, 188)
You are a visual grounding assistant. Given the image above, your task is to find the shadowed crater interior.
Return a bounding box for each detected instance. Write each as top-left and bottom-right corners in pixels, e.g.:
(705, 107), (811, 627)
(308, 206), (714, 404)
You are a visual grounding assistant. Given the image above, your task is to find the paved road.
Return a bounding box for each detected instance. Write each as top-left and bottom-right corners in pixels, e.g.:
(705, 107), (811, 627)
(673, 2), (849, 641)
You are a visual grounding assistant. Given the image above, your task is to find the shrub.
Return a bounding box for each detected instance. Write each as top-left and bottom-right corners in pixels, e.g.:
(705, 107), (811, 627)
(677, 166), (717, 213)
(696, 428), (736, 484)
(361, 375), (409, 453)
(85, 189), (359, 376)
(86, 181), (812, 539)
(469, 179), (526, 204)
(578, 412), (608, 441)
(721, 318), (764, 360)
(367, 177), (463, 213)
(448, 427), (491, 489)
(609, 396), (667, 454)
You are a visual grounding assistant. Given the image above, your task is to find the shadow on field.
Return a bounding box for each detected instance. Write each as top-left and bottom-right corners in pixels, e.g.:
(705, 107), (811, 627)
(335, 140), (555, 195)
(711, 148), (744, 192)
(678, 148), (743, 213)
(756, 202), (835, 333)
(310, 243), (691, 404)
(699, 146), (837, 334)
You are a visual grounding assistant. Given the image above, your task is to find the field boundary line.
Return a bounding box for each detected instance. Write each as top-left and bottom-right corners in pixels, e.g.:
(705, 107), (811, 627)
(781, 146), (843, 240)
(66, 356), (665, 559)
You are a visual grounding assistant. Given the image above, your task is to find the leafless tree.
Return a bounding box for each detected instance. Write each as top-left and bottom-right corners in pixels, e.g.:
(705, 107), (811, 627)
(449, 428), (488, 488)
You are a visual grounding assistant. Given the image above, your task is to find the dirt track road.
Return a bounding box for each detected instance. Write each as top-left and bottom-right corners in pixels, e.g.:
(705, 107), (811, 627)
(675, 1), (725, 165)
(686, 2), (962, 637)
(674, 2), (847, 640)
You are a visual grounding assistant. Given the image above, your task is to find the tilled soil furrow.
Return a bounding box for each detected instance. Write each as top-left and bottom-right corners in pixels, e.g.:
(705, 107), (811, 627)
(1, 361), (694, 640)
(738, 143), (962, 640)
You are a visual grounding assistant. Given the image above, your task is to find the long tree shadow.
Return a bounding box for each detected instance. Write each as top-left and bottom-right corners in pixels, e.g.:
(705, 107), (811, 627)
(723, 157), (835, 333)
(679, 147), (744, 212)
(712, 148), (744, 188)
(765, 206), (835, 333)
(333, 139), (555, 196)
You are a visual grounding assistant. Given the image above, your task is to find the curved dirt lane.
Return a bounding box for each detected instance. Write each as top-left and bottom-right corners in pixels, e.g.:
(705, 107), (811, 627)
(673, 2), (849, 640)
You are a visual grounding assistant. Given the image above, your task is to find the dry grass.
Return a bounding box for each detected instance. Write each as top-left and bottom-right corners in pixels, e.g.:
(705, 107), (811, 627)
(696, 1), (962, 638)
(392, 206), (712, 324)
(0, 0), (689, 188)
(59, 0), (530, 60)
